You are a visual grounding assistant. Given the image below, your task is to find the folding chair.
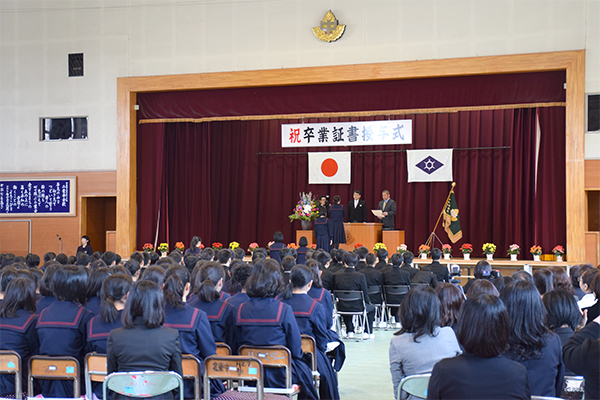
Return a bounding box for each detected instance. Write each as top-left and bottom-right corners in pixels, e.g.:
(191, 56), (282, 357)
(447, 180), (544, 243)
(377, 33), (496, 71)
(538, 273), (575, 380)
(182, 354), (201, 400)
(84, 352), (107, 400)
(332, 290), (367, 340)
(238, 345), (300, 399)
(530, 397), (564, 400)
(397, 373), (431, 400)
(103, 370), (184, 400)
(562, 375), (585, 399)
(0, 350), (21, 400)
(383, 285), (410, 329)
(366, 285), (386, 329)
(28, 355), (81, 398)
(216, 342), (232, 356)
(300, 335), (320, 389)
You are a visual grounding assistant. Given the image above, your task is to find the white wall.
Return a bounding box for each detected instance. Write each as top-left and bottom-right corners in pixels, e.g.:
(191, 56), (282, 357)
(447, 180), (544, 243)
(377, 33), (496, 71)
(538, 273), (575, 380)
(1, 0), (599, 172)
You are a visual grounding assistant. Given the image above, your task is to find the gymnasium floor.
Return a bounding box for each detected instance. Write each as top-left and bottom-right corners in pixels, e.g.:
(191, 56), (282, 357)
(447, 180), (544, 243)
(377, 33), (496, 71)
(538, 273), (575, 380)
(337, 328), (396, 399)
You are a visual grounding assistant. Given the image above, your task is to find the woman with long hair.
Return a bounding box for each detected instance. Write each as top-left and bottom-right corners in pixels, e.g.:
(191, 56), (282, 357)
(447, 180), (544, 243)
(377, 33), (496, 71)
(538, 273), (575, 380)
(85, 266), (111, 315)
(107, 280), (182, 400)
(434, 282), (464, 331)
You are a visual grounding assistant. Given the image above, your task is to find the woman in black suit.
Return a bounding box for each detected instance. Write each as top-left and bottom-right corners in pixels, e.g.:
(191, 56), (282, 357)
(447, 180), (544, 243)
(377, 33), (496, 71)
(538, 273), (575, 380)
(107, 280), (182, 400)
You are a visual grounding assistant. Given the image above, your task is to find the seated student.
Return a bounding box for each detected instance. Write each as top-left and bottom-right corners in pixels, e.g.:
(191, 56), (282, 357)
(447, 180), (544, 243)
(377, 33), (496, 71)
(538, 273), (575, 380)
(0, 267), (19, 300)
(500, 280), (564, 398)
(399, 251), (418, 279)
(411, 267), (438, 289)
(383, 253), (411, 327)
(139, 265), (165, 286)
(216, 249), (233, 282)
(512, 269), (534, 283)
(547, 265), (575, 295)
(185, 235), (203, 256)
(76, 252), (91, 268)
(162, 266), (225, 399)
(562, 314), (600, 400)
(221, 259), (245, 294)
(86, 274), (132, 399)
(306, 260), (334, 327)
(226, 262), (253, 308)
(422, 248), (450, 283)
(533, 268), (555, 295)
(578, 268), (600, 309)
(296, 236), (309, 265)
(123, 259), (141, 281)
(463, 260), (492, 293)
(85, 267), (111, 315)
(465, 279), (499, 298)
(36, 265), (94, 398)
(101, 251), (117, 267)
(107, 281), (182, 400)
(280, 255), (296, 283)
(375, 248), (389, 271)
(279, 265), (340, 400)
(361, 253), (384, 305)
(569, 264), (592, 300)
(582, 272), (600, 323)
(268, 231), (286, 264)
(389, 286), (461, 400)
(235, 261), (319, 400)
(427, 294), (530, 399)
(188, 262), (236, 349)
(315, 250), (334, 291)
(25, 253), (40, 269)
(328, 249), (345, 274)
(434, 283), (464, 332)
(355, 247), (369, 271)
(35, 262), (60, 312)
(0, 278), (39, 398)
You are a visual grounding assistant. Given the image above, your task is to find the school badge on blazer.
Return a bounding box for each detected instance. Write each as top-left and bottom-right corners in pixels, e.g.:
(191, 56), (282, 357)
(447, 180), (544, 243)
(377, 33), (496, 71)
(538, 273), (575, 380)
(313, 10), (345, 42)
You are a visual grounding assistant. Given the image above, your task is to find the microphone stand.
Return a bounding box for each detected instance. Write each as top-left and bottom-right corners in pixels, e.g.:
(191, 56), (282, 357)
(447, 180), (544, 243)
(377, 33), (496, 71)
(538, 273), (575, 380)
(425, 182), (456, 249)
(57, 234), (62, 254)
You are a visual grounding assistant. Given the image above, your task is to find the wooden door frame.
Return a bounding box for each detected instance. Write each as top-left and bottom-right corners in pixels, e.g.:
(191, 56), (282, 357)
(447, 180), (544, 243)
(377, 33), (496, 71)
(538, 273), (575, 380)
(116, 50), (586, 260)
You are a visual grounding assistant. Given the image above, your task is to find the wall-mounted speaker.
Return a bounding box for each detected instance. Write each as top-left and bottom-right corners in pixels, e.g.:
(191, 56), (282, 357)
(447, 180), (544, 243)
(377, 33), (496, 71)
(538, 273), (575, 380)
(588, 93), (599, 133)
(69, 53), (83, 77)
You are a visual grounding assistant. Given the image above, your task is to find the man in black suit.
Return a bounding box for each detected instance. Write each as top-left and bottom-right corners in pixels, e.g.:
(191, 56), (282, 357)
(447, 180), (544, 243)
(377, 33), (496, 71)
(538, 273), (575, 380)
(361, 253), (384, 305)
(355, 246), (369, 271)
(347, 190), (367, 222)
(422, 247), (450, 283)
(411, 269), (438, 288)
(377, 189), (397, 230)
(382, 253), (411, 328)
(333, 251), (375, 339)
(399, 251), (419, 279)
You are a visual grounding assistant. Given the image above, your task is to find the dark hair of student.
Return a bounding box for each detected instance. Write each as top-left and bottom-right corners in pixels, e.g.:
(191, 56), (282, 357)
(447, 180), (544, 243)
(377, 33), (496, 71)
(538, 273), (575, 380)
(580, 268), (600, 288)
(456, 294), (510, 358)
(233, 247), (245, 260)
(124, 259), (141, 277)
(39, 262), (60, 296)
(305, 260), (323, 289)
(81, 235), (90, 244)
(500, 279), (548, 360)
(90, 259), (108, 270)
(55, 253), (69, 265)
(101, 251), (117, 266)
(279, 247), (291, 260)
(52, 265), (88, 304)
(68, 255), (77, 264)
(305, 249), (315, 260)
(149, 251), (160, 265)
(168, 250), (183, 265)
(533, 268), (554, 295)
(570, 264), (592, 288)
(281, 265), (313, 300)
(342, 251), (359, 267)
(473, 260), (491, 279)
(430, 247), (442, 261)
(217, 249), (232, 264)
(281, 256), (296, 272)
(0, 278), (37, 318)
(86, 267), (111, 301)
(189, 260), (207, 293)
(299, 236), (308, 247)
(201, 247), (215, 259)
(492, 276), (513, 294)
(163, 265), (190, 309)
(43, 252), (56, 263)
(396, 286), (441, 342)
(402, 251), (414, 265)
(25, 253), (40, 268)
(129, 251), (144, 266)
(100, 274), (132, 323)
(141, 251), (151, 266)
(251, 251), (266, 263)
(122, 280), (164, 329)
(466, 279), (499, 298)
(333, 195), (341, 203)
(195, 262), (225, 302)
(590, 272), (600, 298)
(183, 255), (199, 275)
(511, 269), (534, 283)
(365, 253), (376, 266)
(546, 266), (574, 295)
(357, 246), (369, 259)
(92, 251), (103, 261)
(29, 267), (43, 288)
(139, 265), (165, 286)
(273, 231), (284, 243)
(232, 262), (253, 288)
(434, 283), (464, 328)
(315, 251), (331, 269)
(112, 265), (132, 277)
(0, 267), (19, 292)
(390, 253), (403, 267)
(334, 248), (346, 262)
(542, 288), (582, 331)
(376, 248), (388, 262)
(76, 253), (91, 266)
(157, 257), (175, 270)
(189, 236), (201, 249)
(246, 260), (283, 298)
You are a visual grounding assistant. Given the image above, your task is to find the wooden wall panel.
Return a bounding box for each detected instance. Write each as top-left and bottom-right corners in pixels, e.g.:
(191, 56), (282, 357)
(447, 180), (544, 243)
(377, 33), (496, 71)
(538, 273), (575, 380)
(0, 171), (116, 257)
(588, 191), (600, 232)
(585, 232), (599, 266)
(0, 220), (30, 256)
(585, 160), (600, 189)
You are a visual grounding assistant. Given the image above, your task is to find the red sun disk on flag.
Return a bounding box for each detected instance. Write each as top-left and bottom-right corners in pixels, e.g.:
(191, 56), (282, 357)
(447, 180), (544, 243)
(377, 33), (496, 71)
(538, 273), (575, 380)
(321, 158), (339, 177)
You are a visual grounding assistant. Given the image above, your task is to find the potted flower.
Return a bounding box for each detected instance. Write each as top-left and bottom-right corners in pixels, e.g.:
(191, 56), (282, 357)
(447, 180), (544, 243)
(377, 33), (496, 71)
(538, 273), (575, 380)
(212, 242), (223, 251)
(354, 243), (364, 249)
(373, 243), (386, 253)
(507, 244), (520, 261)
(442, 244), (452, 260)
(229, 241), (240, 250)
(157, 243), (169, 257)
(311, 244), (317, 250)
(175, 242), (185, 252)
(459, 243), (473, 260)
(418, 244), (430, 260)
(142, 243), (154, 252)
(552, 245), (565, 262)
(289, 192), (319, 230)
(482, 243), (496, 261)
(287, 243), (299, 249)
(396, 244), (408, 254)
(247, 242), (259, 253)
(530, 245), (542, 262)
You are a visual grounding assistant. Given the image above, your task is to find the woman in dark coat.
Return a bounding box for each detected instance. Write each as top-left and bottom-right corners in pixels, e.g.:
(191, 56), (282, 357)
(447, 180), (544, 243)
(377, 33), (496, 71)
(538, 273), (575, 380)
(76, 235), (94, 256)
(235, 260), (319, 400)
(268, 231), (286, 264)
(314, 215), (333, 253)
(329, 195), (346, 249)
(107, 280), (182, 400)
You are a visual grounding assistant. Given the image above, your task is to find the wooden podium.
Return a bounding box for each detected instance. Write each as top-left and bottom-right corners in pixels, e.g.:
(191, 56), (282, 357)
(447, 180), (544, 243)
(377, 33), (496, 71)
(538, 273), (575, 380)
(382, 230), (405, 253)
(340, 223), (383, 251)
(295, 230), (316, 247)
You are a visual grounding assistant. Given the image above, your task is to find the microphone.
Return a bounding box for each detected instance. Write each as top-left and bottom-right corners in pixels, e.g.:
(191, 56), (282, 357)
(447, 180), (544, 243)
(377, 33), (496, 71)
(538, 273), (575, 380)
(56, 234), (62, 240)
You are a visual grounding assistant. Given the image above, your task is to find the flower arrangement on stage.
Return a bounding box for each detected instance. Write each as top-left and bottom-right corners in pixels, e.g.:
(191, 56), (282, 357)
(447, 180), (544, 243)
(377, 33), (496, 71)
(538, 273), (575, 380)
(482, 243), (496, 255)
(459, 243), (473, 254)
(158, 243), (169, 253)
(287, 243), (299, 249)
(418, 244), (431, 255)
(198, 243), (205, 250)
(289, 192), (319, 222)
(142, 243), (154, 252)
(552, 245), (565, 256)
(442, 244), (452, 254)
(396, 244), (408, 254)
(212, 242), (223, 251)
(247, 242), (259, 253)
(373, 243), (386, 252)
(311, 244), (317, 250)
(530, 245), (542, 256)
(354, 243), (364, 249)
(229, 241), (240, 250)
(175, 242), (185, 252)
(507, 244), (520, 255)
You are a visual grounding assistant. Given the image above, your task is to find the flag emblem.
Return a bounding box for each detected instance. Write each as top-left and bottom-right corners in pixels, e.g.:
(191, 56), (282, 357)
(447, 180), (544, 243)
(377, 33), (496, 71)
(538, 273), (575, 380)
(416, 156), (444, 175)
(309, 152), (351, 184)
(443, 192), (463, 243)
(321, 158), (339, 177)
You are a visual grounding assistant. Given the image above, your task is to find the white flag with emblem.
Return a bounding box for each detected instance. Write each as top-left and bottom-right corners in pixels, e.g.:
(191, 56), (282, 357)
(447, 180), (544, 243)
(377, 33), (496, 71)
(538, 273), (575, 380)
(309, 152), (351, 184)
(407, 149), (453, 182)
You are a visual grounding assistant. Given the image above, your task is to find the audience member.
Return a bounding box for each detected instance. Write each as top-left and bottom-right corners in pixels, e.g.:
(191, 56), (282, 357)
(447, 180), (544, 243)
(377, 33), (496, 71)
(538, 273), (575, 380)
(562, 314), (600, 400)
(225, 262), (253, 308)
(533, 268), (554, 295)
(25, 253), (40, 268)
(578, 268), (599, 309)
(383, 253), (411, 326)
(296, 236), (308, 265)
(512, 269), (534, 283)
(306, 261), (334, 330)
(139, 265), (165, 286)
(466, 278), (499, 298)
(85, 267), (111, 315)
(422, 248), (450, 283)
(434, 283), (464, 331)
(400, 251), (418, 278)
(582, 272), (600, 323)
(268, 231), (286, 264)
(463, 260), (491, 293)
(546, 265), (575, 295)
(185, 235), (202, 255)
(375, 248), (389, 271)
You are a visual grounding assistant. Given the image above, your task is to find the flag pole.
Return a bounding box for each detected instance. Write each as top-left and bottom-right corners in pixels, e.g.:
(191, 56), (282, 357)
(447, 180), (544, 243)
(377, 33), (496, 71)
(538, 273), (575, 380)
(425, 182), (456, 248)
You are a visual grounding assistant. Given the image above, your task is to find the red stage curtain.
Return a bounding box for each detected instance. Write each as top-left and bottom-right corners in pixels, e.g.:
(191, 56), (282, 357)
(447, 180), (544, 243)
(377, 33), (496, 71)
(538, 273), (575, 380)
(136, 107), (566, 257)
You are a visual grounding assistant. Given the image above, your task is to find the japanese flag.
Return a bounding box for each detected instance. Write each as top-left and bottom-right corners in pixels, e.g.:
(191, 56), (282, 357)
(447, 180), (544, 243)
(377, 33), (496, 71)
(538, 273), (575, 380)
(308, 152), (351, 184)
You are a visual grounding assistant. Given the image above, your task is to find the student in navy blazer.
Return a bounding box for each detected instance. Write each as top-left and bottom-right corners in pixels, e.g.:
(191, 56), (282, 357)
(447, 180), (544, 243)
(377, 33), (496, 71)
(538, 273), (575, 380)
(269, 231), (286, 264)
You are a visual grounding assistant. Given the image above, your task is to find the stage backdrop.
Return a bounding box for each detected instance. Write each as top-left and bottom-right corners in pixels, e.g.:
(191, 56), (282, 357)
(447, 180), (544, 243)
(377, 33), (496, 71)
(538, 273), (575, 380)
(136, 72), (566, 257)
